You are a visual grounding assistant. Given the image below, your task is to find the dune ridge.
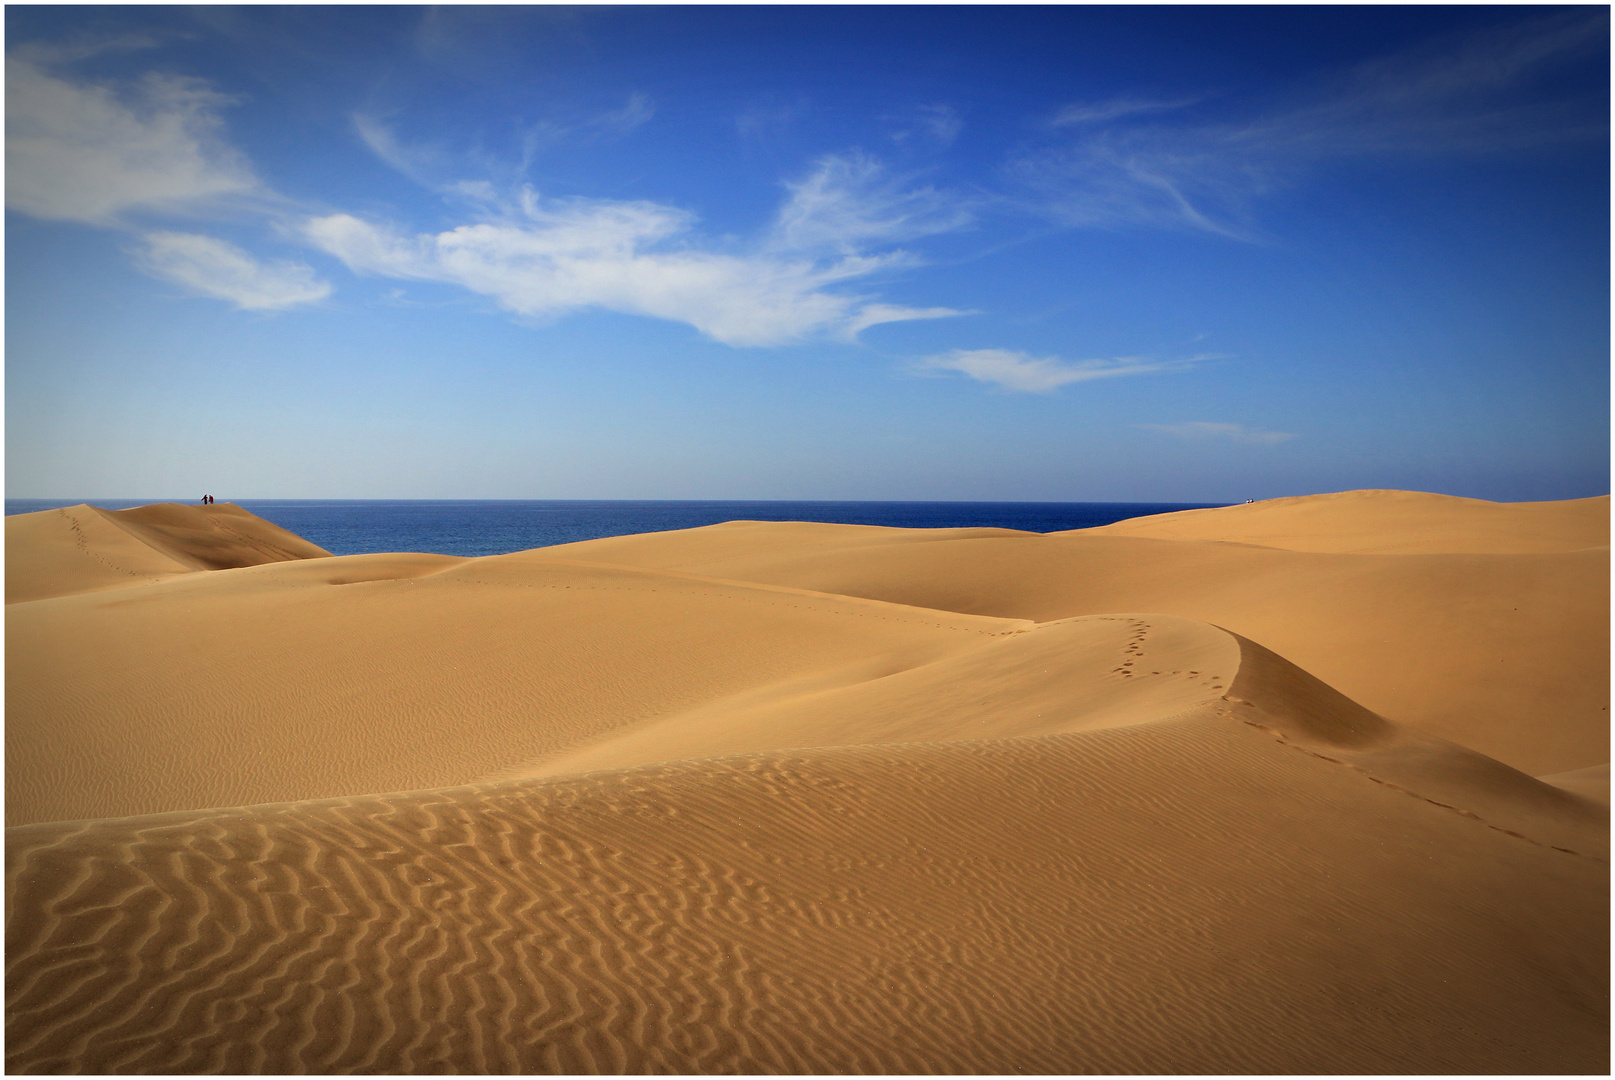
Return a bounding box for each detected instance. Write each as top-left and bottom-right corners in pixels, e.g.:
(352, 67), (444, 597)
(5, 502), (331, 605)
(1075, 488), (1611, 554)
(6, 552), (1021, 826)
(5, 490), (1606, 1073)
(98, 501), (334, 569)
(534, 498), (1609, 775)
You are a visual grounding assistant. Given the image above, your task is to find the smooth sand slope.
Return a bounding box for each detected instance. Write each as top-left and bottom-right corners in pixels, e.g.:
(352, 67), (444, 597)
(1081, 487), (1611, 554)
(8, 551), (1019, 826)
(6, 492), (1608, 1073)
(535, 494), (1610, 776)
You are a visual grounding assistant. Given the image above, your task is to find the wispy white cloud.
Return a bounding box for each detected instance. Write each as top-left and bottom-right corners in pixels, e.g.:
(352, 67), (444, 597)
(516, 94), (657, 169)
(352, 112), (444, 185)
(889, 104), (963, 148)
(5, 51), (258, 223)
(358, 94), (656, 188)
(771, 151), (973, 256)
(10, 32), (174, 67)
(1014, 13), (1606, 238)
(1050, 96), (1197, 127)
(841, 303), (969, 341)
(593, 93), (655, 136)
(303, 150), (972, 346)
(137, 231), (331, 309)
(917, 348), (1202, 393)
(304, 186), (964, 347)
(1014, 134), (1258, 239)
(5, 42), (333, 314)
(1138, 421), (1295, 445)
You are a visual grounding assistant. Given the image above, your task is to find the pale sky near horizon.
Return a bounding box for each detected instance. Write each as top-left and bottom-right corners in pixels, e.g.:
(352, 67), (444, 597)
(5, 5), (1609, 502)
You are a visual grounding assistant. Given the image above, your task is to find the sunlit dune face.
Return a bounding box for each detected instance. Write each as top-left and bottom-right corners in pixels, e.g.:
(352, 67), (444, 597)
(5, 492), (1607, 1073)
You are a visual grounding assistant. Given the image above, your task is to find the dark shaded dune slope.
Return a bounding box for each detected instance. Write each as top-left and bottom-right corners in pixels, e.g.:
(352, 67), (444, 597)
(5, 502), (330, 604)
(101, 501), (333, 569)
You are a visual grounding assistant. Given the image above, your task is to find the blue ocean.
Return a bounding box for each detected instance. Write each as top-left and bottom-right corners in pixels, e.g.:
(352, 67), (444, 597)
(3, 499), (1225, 558)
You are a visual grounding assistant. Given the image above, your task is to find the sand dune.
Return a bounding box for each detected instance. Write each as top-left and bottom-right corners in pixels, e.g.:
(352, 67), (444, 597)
(1077, 487), (1611, 554)
(7, 551), (1018, 826)
(5, 492), (1606, 1073)
(6, 631), (1604, 1074)
(537, 496), (1608, 776)
(1540, 762), (1612, 804)
(507, 612), (1237, 782)
(5, 502), (331, 604)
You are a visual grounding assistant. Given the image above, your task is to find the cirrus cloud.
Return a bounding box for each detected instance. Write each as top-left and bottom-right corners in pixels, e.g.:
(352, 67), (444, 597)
(771, 151), (974, 256)
(917, 348), (1206, 393)
(1014, 13), (1606, 239)
(137, 232), (331, 310)
(1050, 96), (1198, 127)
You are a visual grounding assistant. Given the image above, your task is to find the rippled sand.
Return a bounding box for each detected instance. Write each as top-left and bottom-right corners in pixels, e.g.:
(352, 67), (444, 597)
(6, 493), (1608, 1073)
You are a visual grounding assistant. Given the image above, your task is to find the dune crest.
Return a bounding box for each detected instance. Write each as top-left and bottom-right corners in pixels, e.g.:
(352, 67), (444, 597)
(100, 501), (334, 569)
(1540, 763), (1611, 805)
(1221, 632), (1605, 858)
(6, 550), (1021, 826)
(5, 502), (331, 604)
(491, 612), (1238, 780)
(1073, 488), (1610, 554)
(536, 501), (1609, 775)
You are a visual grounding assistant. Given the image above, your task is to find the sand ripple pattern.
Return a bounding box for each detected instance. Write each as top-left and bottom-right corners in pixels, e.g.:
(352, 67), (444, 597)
(8, 714), (1607, 1075)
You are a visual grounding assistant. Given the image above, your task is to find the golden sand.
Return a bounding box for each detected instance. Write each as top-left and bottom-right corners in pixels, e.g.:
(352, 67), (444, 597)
(5, 492), (1608, 1073)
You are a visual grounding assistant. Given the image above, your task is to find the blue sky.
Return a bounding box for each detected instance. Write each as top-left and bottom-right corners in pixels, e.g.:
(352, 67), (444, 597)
(6, 5), (1608, 501)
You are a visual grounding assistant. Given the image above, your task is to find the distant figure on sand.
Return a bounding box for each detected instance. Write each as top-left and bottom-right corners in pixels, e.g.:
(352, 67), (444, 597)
(202, 494), (213, 505)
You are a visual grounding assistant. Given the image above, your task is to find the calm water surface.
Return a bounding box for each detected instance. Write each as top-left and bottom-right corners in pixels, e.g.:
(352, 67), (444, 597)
(5, 499), (1227, 558)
